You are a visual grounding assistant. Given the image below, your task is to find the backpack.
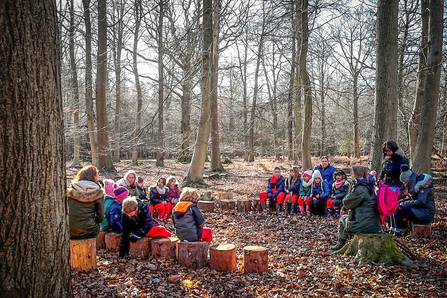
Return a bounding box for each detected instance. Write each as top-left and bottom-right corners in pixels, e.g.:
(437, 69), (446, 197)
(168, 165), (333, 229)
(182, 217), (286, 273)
(377, 180), (400, 223)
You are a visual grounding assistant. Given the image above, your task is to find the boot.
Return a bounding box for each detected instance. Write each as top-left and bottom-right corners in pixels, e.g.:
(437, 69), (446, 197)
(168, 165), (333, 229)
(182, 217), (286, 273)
(276, 203), (283, 215)
(330, 238), (346, 250)
(290, 203), (296, 215)
(334, 207), (340, 217)
(261, 202), (266, 211)
(299, 205), (305, 214)
(326, 208), (333, 218)
(285, 203), (291, 214)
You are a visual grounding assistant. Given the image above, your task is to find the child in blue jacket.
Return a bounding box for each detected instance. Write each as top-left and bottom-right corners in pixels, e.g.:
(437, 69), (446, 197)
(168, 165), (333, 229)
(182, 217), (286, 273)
(283, 166), (301, 214)
(310, 170), (330, 216)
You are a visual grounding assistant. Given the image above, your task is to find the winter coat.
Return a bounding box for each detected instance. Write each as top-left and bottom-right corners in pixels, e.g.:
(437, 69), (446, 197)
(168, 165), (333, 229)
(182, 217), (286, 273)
(68, 180), (105, 239)
(116, 171), (139, 196)
(137, 186), (148, 202)
(167, 185), (180, 204)
(267, 175), (285, 200)
(341, 179), (382, 235)
(100, 195), (115, 231)
(172, 202), (205, 242)
(399, 173), (435, 224)
(313, 164), (337, 191)
(149, 186), (169, 205)
(299, 183), (312, 197)
(311, 181), (330, 199)
(108, 201), (124, 232)
(380, 147), (408, 187)
(284, 175), (301, 196)
(331, 180), (350, 201)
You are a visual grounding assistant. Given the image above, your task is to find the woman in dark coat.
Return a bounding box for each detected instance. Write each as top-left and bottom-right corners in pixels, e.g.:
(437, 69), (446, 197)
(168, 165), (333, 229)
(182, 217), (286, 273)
(68, 165), (105, 239)
(379, 141), (409, 188)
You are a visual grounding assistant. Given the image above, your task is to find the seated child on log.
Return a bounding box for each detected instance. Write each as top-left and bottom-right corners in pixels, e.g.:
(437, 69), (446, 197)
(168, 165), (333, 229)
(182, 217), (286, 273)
(120, 197), (171, 257)
(116, 170), (139, 197)
(310, 170), (330, 216)
(330, 166), (382, 250)
(283, 165), (301, 215)
(298, 169), (313, 215)
(108, 186), (129, 233)
(326, 170), (350, 218)
(259, 167), (285, 212)
(172, 188), (213, 242)
(137, 176), (148, 202)
(167, 176), (181, 205)
(100, 179), (116, 232)
(149, 177), (173, 220)
(392, 165), (435, 234)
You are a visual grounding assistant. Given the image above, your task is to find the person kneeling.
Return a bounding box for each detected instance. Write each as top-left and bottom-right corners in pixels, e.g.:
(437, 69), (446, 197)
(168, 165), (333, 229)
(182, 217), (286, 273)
(120, 197), (171, 257)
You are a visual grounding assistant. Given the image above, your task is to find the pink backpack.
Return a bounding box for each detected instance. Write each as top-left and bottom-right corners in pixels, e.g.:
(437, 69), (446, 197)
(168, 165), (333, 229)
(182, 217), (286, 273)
(377, 180), (400, 223)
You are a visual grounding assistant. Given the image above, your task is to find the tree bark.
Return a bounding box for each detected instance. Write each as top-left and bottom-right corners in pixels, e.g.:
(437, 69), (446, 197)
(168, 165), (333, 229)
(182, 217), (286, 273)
(370, 0), (399, 173)
(412, 0), (444, 174)
(353, 74), (361, 158)
(156, 0), (165, 167)
(131, 0), (142, 166)
(0, 0), (72, 295)
(294, 0), (303, 162)
(287, 1), (297, 160)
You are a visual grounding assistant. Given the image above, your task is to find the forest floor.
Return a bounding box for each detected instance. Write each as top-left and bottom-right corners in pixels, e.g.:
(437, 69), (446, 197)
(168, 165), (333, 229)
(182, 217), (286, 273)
(69, 157), (447, 297)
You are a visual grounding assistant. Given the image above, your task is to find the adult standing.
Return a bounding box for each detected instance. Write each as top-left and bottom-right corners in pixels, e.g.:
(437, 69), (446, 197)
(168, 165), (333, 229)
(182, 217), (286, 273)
(379, 140), (409, 187)
(313, 156), (337, 192)
(68, 165), (105, 239)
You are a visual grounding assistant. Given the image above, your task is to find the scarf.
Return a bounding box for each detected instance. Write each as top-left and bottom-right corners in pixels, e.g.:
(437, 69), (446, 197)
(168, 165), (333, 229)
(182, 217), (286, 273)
(156, 186), (166, 194)
(335, 179), (346, 189)
(301, 178), (313, 188)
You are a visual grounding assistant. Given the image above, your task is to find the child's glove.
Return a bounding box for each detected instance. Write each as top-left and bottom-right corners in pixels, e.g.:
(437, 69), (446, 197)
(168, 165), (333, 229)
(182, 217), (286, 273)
(130, 233), (142, 242)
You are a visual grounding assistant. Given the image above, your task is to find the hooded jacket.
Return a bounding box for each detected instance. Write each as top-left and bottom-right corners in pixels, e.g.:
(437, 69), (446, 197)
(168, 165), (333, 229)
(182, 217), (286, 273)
(267, 175), (285, 200)
(172, 202), (204, 242)
(380, 147), (409, 187)
(284, 175), (301, 196)
(149, 186), (169, 205)
(116, 171), (139, 196)
(68, 180), (104, 239)
(313, 164), (337, 192)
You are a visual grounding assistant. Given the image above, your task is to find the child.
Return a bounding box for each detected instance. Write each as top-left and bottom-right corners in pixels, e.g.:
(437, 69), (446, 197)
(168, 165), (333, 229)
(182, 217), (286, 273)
(172, 188), (213, 242)
(116, 170), (139, 196)
(119, 197), (171, 257)
(310, 170), (330, 216)
(298, 170), (313, 215)
(137, 176), (148, 202)
(100, 179), (116, 231)
(326, 170), (350, 218)
(108, 186), (129, 232)
(167, 176), (180, 205)
(259, 167), (285, 213)
(283, 166), (301, 214)
(149, 177), (173, 220)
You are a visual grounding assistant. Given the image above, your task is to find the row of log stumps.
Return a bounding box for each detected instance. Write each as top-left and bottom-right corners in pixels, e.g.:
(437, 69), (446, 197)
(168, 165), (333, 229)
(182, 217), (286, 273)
(196, 192), (263, 213)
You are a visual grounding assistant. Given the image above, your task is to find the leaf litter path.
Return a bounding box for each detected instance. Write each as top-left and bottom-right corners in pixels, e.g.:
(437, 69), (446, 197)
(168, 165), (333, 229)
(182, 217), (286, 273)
(70, 159), (447, 297)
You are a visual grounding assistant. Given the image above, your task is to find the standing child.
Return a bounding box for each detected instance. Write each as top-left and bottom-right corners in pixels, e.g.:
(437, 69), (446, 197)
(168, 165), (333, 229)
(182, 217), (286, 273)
(326, 170), (350, 218)
(310, 170), (330, 216)
(108, 186), (129, 232)
(172, 188), (213, 242)
(101, 179), (116, 231)
(259, 167), (285, 213)
(298, 170), (313, 215)
(167, 176), (181, 205)
(149, 178), (173, 220)
(283, 166), (301, 214)
(119, 197), (171, 257)
(137, 176), (148, 202)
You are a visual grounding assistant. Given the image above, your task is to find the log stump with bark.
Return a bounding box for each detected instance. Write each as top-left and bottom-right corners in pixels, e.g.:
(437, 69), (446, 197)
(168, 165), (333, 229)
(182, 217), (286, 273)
(244, 246), (268, 274)
(70, 238), (97, 271)
(412, 223), (431, 238)
(252, 198), (262, 211)
(237, 199), (252, 212)
(129, 237), (152, 260)
(221, 199), (235, 211)
(219, 193), (233, 201)
(210, 243), (237, 272)
(337, 233), (413, 266)
(105, 232), (121, 252)
(178, 241), (209, 269)
(151, 237), (179, 260)
(197, 200), (215, 213)
(96, 231), (106, 250)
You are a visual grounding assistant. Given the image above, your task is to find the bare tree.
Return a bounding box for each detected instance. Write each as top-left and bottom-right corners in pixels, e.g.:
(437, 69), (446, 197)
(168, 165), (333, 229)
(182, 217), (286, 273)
(156, 0), (165, 167)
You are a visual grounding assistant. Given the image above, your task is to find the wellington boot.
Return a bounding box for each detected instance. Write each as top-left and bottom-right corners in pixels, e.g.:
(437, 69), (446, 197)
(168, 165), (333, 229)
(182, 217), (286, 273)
(330, 238), (346, 251)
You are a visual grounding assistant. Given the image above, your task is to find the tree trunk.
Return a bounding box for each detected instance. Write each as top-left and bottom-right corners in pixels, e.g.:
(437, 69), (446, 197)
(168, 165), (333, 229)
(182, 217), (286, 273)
(179, 76), (192, 162)
(210, 0), (223, 172)
(294, 0), (303, 163)
(370, 0), (399, 173)
(0, 0), (72, 295)
(353, 74), (361, 158)
(408, 0), (429, 164)
(287, 1), (297, 160)
(131, 0), (142, 166)
(182, 0), (213, 186)
(83, 0), (98, 166)
(156, 0), (165, 167)
(412, 0), (444, 174)
(240, 29), (249, 161)
(96, 0), (114, 171)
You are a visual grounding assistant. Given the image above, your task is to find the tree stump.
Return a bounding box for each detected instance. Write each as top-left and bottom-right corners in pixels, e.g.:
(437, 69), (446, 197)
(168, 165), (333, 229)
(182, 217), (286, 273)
(412, 223), (431, 238)
(151, 237), (179, 260)
(105, 232), (121, 252)
(70, 238), (97, 271)
(237, 199), (252, 212)
(178, 241), (209, 269)
(252, 198), (262, 211)
(129, 237), (152, 260)
(197, 201), (215, 213)
(96, 231), (106, 250)
(337, 233), (413, 266)
(219, 193), (233, 201)
(244, 246), (268, 274)
(221, 199), (235, 211)
(210, 243), (237, 272)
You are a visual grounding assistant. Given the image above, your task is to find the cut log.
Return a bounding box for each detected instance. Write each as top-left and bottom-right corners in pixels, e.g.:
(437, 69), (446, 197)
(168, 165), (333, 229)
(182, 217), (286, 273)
(221, 199), (235, 211)
(252, 198), (262, 211)
(129, 237), (152, 260)
(197, 200), (215, 212)
(70, 238), (97, 271)
(151, 237), (179, 260)
(210, 243), (237, 272)
(237, 199), (252, 212)
(219, 193), (233, 201)
(105, 232), (121, 252)
(178, 241), (209, 269)
(337, 233), (413, 266)
(244, 246), (268, 274)
(96, 231), (106, 250)
(412, 223), (431, 238)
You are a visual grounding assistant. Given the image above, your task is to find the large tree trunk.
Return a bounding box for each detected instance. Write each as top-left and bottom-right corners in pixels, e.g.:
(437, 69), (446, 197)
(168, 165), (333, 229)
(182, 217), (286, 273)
(96, 0), (114, 171)
(370, 0), (399, 173)
(0, 0), (72, 296)
(210, 0), (223, 172)
(408, 0), (429, 164)
(156, 0), (165, 167)
(82, 0), (98, 166)
(131, 0), (142, 166)
(294, 0), (303, 163)
(179, 75), (192, 162)
(412, 0), (444, 174)
(287, 1), (297, 161)
(240, 29), (249, 161)
(182, 0), (213, 186)
(353, 74), (361, 158)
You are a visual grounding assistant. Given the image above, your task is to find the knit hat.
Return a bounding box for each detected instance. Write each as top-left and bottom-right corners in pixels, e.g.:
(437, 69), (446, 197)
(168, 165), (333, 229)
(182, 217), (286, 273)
(303, 170), (313, 178)
(400, 170), (413, 183)
(312, 170), (322, 179)
(104, 179), (116, 197)
(138, 176), (144, 183)
(114, 186), (129, 202)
